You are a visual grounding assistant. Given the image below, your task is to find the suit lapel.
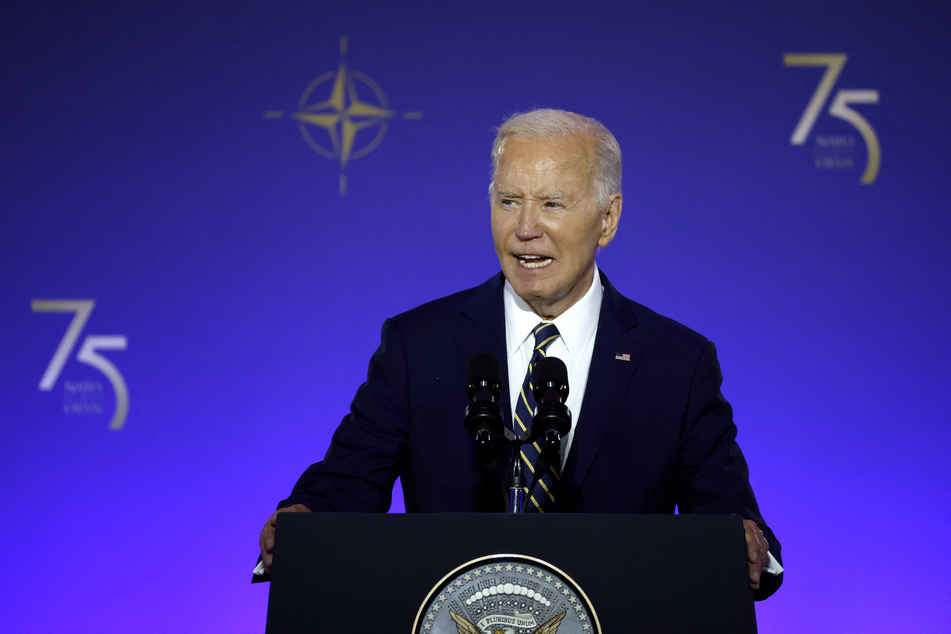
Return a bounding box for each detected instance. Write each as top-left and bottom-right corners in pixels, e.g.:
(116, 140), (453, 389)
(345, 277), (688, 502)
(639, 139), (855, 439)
(559, 272), (642, 501)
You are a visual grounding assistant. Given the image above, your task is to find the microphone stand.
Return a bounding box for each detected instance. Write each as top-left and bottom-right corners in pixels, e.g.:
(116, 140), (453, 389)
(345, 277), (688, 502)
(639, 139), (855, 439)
(507, 437), (526, 513)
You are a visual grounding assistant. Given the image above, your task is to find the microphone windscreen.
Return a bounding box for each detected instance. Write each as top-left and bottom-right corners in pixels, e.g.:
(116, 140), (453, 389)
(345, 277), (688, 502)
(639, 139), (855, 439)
(466, 352), (502, 400)
(532, 356), (569, 400)
(466, 352), (501, 384)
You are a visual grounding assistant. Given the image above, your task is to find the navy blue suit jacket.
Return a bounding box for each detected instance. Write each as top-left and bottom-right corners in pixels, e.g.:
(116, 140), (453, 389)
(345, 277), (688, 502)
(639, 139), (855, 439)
(282, 271), (782, 598)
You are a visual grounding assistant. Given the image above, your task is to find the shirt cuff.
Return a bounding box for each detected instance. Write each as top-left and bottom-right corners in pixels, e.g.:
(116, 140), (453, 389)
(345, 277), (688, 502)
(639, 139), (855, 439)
(763, 551), (783, 575)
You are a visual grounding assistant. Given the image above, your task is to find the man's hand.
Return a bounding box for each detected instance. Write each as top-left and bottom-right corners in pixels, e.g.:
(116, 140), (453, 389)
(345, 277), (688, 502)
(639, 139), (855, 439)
(743, 519), (770, 592)
(259, 503), (310, 574)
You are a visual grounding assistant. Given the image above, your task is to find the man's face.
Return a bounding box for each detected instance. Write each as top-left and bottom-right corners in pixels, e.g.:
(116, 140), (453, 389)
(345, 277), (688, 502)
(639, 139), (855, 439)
(490, 135), (621, 319)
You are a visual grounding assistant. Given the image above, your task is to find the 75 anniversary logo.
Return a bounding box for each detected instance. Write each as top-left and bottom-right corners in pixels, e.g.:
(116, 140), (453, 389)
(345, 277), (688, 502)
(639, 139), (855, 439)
(32, 299), (129, 430)
(784, 53), (881, 184)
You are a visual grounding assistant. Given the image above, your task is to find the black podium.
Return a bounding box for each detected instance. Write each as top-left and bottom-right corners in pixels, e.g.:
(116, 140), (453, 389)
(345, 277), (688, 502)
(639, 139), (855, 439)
(264, 513), (756, 633)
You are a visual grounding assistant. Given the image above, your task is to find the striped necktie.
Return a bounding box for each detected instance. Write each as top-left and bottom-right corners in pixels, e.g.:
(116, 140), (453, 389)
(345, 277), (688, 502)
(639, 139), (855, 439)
(513, 321), (561, 511)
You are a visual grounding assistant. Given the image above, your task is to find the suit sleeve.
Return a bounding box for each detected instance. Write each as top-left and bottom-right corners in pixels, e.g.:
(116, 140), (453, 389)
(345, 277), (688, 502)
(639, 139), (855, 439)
(279, 317), (411, 513)
(677, 342), (784, 600)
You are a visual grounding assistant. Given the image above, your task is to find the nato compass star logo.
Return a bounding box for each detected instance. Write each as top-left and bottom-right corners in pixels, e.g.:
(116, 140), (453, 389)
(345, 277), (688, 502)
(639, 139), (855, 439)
(264, 36), (423, 194)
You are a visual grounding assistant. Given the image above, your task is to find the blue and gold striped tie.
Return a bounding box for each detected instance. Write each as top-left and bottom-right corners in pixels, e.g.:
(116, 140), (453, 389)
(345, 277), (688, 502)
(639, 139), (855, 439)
(513, 322), (561, 511)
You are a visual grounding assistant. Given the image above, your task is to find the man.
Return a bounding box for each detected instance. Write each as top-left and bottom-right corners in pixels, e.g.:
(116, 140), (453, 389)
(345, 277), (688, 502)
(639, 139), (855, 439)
(259, 109), (783, 599)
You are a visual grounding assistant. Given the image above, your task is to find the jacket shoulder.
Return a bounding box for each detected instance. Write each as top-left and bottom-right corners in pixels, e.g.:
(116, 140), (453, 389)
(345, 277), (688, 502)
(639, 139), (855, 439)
(601, 273), (711, 354)
(389, 273), (503, 330)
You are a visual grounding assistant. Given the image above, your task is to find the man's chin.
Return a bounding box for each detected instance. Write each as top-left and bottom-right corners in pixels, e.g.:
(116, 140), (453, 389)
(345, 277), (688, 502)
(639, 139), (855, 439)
(511, 285), (561, 317)
(508, 277), (553, 303)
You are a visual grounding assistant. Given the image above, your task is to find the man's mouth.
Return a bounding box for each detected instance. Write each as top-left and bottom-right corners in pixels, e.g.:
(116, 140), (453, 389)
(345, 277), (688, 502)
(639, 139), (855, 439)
(516, 255), (553, 269)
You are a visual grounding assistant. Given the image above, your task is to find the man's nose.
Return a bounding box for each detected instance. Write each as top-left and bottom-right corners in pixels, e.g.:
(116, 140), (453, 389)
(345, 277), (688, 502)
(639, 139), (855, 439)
(515, 204), (543, 239)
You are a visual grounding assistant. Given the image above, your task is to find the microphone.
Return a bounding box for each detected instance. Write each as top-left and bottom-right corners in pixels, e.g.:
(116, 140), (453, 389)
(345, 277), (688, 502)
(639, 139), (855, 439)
(518, 356), (571, 512)
(530, 356), (572, 467)
(464, 353), (505, 444)
(528, 357), (571, 512)
(465, 353), (508, 510)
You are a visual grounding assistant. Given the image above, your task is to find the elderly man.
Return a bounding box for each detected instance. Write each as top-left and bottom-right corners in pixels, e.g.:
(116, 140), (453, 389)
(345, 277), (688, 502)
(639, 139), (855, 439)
(259, 109), (783, 599)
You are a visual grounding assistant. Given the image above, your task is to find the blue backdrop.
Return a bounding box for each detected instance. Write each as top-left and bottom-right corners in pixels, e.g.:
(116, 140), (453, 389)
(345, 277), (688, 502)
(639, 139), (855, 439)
(2, 1), (950, 631)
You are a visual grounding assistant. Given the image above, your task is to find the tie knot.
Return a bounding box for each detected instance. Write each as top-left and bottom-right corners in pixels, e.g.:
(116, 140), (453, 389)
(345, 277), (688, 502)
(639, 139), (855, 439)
(532, 322), (560, 353)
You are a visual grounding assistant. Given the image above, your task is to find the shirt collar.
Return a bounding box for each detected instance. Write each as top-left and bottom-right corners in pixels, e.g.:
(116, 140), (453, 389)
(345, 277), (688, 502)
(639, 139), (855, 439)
(503, 264), (604, 358)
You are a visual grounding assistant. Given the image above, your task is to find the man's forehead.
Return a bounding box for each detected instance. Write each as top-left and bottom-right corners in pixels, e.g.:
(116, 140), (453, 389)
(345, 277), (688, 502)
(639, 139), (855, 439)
(500, 134), (593, 166)
(495, 137), (595, 194)
(499, 134), (595, 160)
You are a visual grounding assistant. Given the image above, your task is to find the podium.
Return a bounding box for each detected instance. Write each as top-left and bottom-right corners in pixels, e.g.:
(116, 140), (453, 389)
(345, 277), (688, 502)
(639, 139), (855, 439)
(264, 513), (756, 633)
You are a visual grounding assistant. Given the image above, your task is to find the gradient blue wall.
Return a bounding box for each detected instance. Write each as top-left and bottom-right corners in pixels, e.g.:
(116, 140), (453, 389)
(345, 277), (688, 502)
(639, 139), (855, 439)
(2, 1), (949, 631)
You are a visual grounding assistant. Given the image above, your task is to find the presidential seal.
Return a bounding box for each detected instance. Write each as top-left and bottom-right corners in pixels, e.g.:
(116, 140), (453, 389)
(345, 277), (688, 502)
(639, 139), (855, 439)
(413, 554), (600, 634)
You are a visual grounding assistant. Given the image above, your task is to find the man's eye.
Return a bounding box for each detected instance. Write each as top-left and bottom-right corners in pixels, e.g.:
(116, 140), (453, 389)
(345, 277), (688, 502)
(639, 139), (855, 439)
(544, 201), (562, 208)
(501, 199), (517, 207)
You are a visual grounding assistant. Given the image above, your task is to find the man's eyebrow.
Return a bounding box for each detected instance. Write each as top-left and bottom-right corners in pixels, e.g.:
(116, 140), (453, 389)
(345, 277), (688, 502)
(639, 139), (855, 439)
(495, 191), (568, 202)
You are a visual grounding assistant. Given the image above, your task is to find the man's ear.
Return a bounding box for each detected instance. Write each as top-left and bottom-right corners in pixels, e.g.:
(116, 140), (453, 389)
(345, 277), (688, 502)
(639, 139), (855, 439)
(598, 193), (622, 247)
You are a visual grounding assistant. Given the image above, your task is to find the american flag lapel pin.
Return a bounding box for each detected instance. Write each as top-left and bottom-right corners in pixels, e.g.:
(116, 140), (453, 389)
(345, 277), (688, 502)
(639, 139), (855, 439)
(615, 352), (631, 362)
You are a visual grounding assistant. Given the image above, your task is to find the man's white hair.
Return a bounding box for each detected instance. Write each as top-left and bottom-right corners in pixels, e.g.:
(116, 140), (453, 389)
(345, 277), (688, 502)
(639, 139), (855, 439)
(489, 108), (622, 207)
